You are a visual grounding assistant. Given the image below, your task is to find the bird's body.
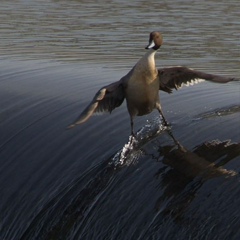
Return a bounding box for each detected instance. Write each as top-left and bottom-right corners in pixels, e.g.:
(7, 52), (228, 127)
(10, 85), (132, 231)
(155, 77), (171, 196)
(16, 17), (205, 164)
(68, 32), (238, 137)
(125, 49), (159, 117)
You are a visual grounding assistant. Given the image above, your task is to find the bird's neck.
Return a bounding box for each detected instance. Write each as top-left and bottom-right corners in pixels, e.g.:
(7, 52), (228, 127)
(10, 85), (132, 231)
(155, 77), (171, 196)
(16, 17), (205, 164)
(135, 49), (157, 72)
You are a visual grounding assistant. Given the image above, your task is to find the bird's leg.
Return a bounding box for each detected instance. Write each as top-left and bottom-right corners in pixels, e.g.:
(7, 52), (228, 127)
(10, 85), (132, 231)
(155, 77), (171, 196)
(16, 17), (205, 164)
(130, 116), (136, 144)
(166, 128), (184, 150)
(156, 104), (169, 126)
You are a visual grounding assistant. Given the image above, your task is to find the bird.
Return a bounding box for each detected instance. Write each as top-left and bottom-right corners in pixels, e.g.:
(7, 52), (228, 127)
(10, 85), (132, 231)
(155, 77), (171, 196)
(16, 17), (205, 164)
(68, 31), (238, 137)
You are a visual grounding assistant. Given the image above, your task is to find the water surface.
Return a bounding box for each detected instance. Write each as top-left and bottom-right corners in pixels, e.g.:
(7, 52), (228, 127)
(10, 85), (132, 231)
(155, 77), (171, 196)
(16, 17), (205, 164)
(0, 0), (240, 239)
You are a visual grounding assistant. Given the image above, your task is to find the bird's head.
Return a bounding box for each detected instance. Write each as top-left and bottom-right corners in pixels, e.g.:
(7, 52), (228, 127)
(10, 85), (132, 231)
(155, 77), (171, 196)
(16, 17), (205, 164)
(145, 31), (163, 50)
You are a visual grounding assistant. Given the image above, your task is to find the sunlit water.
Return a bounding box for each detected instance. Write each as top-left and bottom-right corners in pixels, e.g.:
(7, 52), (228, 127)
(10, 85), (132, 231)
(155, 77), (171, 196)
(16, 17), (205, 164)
(0, 0), (240, 239)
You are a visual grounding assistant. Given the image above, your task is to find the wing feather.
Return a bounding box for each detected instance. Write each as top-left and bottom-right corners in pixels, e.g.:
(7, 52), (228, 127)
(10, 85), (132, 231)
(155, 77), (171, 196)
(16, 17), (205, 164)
(158, 66), (239, 93)
(68, 80), (125, 128)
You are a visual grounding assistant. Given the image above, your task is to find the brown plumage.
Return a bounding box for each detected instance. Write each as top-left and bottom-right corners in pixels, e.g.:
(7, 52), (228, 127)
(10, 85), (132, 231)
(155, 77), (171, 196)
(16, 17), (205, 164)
(68, 31), (239, 136)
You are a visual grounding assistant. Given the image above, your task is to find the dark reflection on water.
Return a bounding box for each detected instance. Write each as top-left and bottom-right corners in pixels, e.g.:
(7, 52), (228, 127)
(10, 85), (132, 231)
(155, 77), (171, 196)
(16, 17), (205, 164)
(18, 127), (240, 240)
(0, 0), (240, 239)
(1, 59), (240, 239)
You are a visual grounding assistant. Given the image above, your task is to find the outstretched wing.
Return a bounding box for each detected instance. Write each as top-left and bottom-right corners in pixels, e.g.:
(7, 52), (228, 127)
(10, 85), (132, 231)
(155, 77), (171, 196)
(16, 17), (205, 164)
(158, 66), (239, 93)
(68, 80), (125, 128)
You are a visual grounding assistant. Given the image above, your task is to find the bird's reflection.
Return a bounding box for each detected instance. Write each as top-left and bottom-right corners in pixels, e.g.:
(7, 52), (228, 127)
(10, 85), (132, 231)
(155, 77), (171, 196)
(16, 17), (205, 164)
(153, 129), (240, 221)
(21, 127), (240, 239)
(160, 132), (238, 179)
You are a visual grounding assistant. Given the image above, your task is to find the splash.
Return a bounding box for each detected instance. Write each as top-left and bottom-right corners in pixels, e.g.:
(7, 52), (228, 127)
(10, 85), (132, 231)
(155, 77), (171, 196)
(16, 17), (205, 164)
(110, 118), (166, 167)
(194, 104), (240, 121)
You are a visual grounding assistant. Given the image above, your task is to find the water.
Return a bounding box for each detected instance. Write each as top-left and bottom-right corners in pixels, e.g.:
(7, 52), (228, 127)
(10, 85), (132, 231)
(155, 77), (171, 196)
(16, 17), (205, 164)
(0, 0), (240, 239)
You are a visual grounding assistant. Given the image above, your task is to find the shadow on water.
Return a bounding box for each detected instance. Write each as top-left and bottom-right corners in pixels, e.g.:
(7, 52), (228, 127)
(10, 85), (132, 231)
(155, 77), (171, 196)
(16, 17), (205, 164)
(154, 139), (238, 215)
(20, 121), (240, 239)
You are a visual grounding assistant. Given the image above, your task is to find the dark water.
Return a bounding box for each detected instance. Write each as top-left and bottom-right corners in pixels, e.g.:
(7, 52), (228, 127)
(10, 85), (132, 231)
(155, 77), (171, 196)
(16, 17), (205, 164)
(1, 1), (240, 239)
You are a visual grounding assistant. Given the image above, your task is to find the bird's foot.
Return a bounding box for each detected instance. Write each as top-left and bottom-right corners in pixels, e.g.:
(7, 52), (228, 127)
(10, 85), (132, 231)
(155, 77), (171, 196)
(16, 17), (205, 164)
(129, 133), (137, 145)
(162, 119), (170, 128)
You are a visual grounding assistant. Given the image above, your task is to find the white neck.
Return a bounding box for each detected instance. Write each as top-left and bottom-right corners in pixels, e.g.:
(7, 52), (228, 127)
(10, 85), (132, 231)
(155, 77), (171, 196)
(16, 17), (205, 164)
(135, 49), (157, 71)
(143, 49), (157, 66)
